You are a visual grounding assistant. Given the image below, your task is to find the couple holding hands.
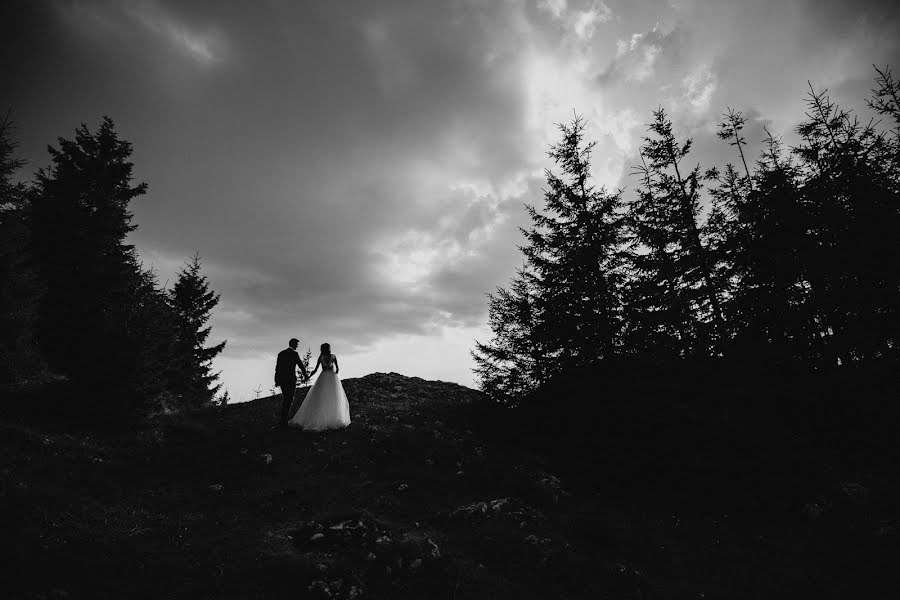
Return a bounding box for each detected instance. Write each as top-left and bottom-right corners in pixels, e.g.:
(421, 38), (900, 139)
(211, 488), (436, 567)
(275, 339), (351, 431)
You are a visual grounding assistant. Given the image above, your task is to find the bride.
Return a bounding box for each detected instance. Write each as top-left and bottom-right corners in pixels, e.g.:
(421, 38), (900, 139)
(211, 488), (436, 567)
(289, 343), (351, 431)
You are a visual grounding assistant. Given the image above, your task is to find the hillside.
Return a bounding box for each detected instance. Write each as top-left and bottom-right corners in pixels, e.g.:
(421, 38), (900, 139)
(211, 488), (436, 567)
(2, 371), (898, 599)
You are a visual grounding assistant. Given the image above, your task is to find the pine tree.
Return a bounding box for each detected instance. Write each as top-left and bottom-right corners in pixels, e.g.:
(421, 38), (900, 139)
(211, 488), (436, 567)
(0, 112), (43, 386)
(29, 117), (149, 407)
(716, 108), (754, 188)
(523, 116), (627, 371)
(720, 129), (815, 366)
(472, 267), (541, 406)
(865, 66), (900, 361)
(705, 107), (753, 304)
(793, 81), (899, 365)
(300, 347), (313, 378)
(132, 266), (179, 403)
(167, 253), (226, 409)
(625, 151), (699, 357)
(626, 109), (726, 357)
(473, 116), (626, 404)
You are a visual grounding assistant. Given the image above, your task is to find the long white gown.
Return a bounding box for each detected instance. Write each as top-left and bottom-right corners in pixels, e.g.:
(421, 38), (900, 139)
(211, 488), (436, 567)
(289, 353), (350, 431)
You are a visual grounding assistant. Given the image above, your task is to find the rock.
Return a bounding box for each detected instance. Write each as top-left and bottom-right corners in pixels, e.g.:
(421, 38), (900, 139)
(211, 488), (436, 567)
(802, 500), (831, 520)
(534, 472), (564, 503)
(452, 501), (488, 517)
(489, 498), (510, 512)
(840, 481), (870, 503)
(427, 538), (441, 559)
(307, 580), (330, 596)
(310, 533), (325, 541)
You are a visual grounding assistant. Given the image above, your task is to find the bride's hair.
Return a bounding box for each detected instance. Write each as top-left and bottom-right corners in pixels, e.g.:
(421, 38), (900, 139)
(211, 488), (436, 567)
(320, 342), (331, 355)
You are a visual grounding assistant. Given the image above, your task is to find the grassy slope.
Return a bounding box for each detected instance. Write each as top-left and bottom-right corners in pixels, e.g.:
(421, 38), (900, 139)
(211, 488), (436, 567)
(1, 371), (898, 599)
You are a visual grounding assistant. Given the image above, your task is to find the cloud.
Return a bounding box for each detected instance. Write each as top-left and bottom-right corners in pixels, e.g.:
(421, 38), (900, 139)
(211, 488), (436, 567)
(680, 65), (717, 114)
(7, 0), (900, 397)
(54, 0), (227, 66)
(599, 24), (681, 86)
(538, 0), (567, 20)
(123, 1), (224, 65)
(539, 0), (613, 40)
(572, 2), (613, 40)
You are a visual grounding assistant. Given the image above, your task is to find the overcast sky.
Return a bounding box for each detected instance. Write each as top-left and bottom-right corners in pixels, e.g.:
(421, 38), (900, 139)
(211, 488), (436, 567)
(4, 0), (899, 400)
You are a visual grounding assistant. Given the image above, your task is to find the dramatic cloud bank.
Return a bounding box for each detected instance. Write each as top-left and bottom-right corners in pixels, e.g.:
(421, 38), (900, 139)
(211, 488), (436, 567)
(4, 0), (899, 399)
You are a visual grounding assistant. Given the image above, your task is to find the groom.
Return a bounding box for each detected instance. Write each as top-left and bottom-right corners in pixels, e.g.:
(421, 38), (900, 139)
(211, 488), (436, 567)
(274, 338), (310, 426)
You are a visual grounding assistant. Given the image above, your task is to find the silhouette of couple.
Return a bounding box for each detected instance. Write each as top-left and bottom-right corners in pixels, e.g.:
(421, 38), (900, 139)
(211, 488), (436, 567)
(274, 339), (350, 431)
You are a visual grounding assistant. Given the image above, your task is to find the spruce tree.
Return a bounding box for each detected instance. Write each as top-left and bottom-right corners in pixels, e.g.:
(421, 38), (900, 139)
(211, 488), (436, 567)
(626, 109), (726, 357)
(0, 112), (43, 385)
(472, 268), (541, 406)
(793, 81), (899, 365)
(473, 116), (626, 404)
(718, 129), (814, 366)
(523, 116), (626, 371)
(29, 117), (152, 415)
(864, 66), (900, 361)
(167, 253), (226, 409)
(626, 151), (700, 357)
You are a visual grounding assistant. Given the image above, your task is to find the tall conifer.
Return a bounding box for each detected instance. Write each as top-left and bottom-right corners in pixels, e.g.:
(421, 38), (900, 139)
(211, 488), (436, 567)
(472, 268), (541, 406)
(626, 109), (726, 357)
(523, 116), (626, 371)
(30, 117), (149, 406)
(794, 83), (899, 364)
(0, 112), (42, 385)
(474, 116), (626, 403)
(167, 253), (226, 409)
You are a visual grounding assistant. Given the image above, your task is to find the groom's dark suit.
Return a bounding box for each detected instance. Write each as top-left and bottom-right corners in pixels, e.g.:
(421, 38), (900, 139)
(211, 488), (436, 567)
(275, 347), (308, 425)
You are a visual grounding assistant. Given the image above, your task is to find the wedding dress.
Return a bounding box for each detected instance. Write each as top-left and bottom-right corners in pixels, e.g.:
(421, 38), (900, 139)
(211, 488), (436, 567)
(289, 353), (350, 431)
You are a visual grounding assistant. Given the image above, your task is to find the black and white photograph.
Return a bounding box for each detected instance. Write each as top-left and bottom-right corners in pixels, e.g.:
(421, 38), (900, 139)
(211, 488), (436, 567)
(2, 0), (899, 597)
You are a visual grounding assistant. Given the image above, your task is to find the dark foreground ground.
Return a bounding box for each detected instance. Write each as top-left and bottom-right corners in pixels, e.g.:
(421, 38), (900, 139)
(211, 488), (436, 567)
(1, 370), (898, 599)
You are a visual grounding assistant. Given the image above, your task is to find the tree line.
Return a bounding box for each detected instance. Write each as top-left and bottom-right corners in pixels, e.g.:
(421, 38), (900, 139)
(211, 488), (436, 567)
(474, 67), (899, 406)
(0, 115), (226, 422)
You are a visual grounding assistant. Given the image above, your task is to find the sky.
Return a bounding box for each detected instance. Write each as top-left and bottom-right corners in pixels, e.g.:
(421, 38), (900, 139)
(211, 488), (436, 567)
(4, 0), (899, 401)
